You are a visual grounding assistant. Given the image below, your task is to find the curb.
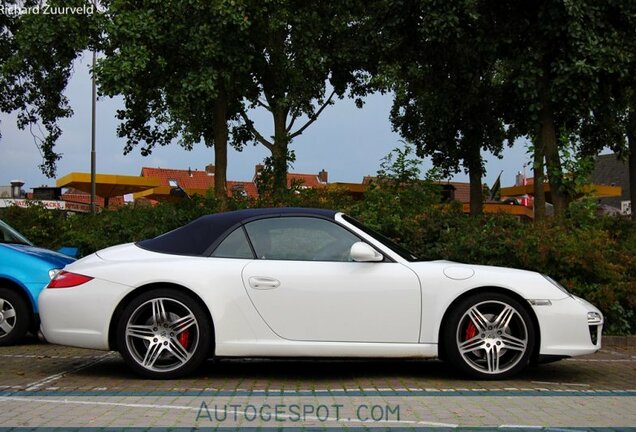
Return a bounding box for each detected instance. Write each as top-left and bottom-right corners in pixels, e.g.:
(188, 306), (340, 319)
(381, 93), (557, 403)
(603, 335), (636, 347)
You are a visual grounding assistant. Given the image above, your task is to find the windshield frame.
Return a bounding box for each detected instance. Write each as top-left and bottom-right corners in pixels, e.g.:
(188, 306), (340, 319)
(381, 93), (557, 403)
(341, 214), (419, 262)
(0, 219), (33, 246)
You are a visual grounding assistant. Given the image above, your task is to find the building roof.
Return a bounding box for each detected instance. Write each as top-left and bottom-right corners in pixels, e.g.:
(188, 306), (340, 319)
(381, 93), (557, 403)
(343, 176), (475, 204)
(139, 167), (259, 199)
(287, 173), (326, 188)
(447, 182), (470, 204)
(140, 166), (329, 200)
(227, 181), (259, 198)
(61, 188), (125, 207)
(140, 167), (216, 190)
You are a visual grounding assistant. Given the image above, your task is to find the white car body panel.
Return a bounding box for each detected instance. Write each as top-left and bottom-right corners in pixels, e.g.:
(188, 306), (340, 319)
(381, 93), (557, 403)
(241, 260), (421, 343)
(39, 212), (602, 363)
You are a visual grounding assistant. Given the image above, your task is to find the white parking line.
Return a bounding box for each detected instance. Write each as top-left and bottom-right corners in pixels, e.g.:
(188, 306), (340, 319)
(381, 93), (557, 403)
(4, 385), (634, 394)
(0, 354), (109, 360)
(566, 358), (636, 362)
(0, 396), (460, 427)
(531, 381), (590, 387)
(23, 352), (115, 391)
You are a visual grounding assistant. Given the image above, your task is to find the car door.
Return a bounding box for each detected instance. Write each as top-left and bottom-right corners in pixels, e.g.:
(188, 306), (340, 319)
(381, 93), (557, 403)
(240, 216), (421, 343)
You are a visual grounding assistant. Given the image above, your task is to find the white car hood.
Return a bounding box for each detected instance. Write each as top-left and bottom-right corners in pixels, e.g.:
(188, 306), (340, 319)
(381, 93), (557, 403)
(406, 260), (569, 300)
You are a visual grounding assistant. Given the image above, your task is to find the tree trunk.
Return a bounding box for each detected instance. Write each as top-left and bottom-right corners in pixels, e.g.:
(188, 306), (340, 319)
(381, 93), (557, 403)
(628, 105), (636, 221)
(213, 93), (228, 204)
(466, 142), (483, 215)
(538, 73), (568, 216)
(533, 136), (546, 221)
(271, 108), (289, 194)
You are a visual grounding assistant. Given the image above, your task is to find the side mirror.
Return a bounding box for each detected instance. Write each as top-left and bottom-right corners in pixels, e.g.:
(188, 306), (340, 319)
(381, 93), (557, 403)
(57, 247), (79, 258)
(350, 242), (383, 262)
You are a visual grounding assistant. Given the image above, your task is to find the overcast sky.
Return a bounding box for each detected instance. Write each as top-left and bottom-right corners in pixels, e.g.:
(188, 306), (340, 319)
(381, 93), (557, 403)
(0, 53), (534, 191)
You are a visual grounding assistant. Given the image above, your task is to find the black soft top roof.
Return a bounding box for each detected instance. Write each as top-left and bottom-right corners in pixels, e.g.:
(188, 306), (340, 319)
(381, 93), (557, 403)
(136, 207), (337, 256)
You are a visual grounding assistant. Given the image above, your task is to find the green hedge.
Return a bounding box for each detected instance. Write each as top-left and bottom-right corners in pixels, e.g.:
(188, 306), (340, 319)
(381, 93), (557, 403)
(2, 190), (635, 335)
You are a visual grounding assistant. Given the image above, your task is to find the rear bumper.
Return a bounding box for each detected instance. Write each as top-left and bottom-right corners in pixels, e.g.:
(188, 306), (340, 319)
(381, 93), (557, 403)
(38, 277), (131, 350)
(533, 295), (603, 357)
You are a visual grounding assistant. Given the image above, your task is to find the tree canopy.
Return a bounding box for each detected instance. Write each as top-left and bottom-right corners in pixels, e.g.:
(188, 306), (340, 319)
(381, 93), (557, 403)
(383, 0), (509, 215)
(1, 0), (636, 219)
(233, 0), (365, 194)
(0, 0), (97, 177)
(95, 0), (256, 199)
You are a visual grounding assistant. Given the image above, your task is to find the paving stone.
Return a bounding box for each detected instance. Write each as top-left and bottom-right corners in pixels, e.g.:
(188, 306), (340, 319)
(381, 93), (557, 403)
(0, 338), (634, 428)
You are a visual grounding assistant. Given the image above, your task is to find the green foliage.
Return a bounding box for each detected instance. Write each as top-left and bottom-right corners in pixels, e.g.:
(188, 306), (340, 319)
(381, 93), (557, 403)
(404, 209), (636, 335)
(1, 189), (635, 334)
(253, 151), (297, 202)
(1, 195), (220, 256)
(351, 143), (442, 243)
(96, 0), (253, 155)
(1, 202), (69, 249)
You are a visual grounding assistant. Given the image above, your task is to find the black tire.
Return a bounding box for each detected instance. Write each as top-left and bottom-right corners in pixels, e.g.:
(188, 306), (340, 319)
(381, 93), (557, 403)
(116, 288), (212, 379)
(0, 287), (31, 346)
(442, 292), (535, 380)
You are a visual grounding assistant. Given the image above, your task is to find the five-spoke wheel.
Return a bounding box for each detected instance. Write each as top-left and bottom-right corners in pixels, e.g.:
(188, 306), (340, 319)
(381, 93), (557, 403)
(444, 293), (535, 379)
(116, 289), (211, 379)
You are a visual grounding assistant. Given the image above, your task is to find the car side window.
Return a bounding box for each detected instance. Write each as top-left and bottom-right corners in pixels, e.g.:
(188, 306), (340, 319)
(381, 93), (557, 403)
(211, 227), (254, 259)
(244, 217), (361, 262)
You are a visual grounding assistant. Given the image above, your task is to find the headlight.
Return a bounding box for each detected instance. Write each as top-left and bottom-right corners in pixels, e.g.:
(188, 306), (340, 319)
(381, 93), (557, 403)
(587, 311), (603, 324)
(48, 269), (62, 280)
(543, 275), (572, 297)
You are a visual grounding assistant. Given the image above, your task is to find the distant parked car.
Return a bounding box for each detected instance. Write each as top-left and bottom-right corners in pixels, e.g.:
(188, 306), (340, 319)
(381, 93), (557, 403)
(0, 218), (76, 345)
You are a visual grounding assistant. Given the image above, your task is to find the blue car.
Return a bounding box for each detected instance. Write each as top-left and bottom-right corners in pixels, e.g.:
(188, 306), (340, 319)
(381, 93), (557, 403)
(0, 219), (76, 345)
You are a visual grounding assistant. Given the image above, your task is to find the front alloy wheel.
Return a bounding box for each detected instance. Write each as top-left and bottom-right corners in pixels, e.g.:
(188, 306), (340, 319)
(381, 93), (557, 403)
(444, 293), (535, 379)
(117, 289), (211, 379)
(0, 288), (30, 346)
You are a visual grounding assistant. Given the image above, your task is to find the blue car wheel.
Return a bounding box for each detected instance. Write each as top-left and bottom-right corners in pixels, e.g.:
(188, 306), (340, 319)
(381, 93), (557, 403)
(0, 287), (30, 346)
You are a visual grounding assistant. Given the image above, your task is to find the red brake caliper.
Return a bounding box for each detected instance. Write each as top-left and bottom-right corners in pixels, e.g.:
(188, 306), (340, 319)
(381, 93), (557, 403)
(178, 331), (190, 348)
(465, 321), (477, 340)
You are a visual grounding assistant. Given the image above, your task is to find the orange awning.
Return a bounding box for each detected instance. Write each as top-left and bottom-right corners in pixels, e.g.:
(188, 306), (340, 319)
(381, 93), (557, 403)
(501, 183), (622, 203)
(56, 172), (161, 198)
(133, 186), (212, 202)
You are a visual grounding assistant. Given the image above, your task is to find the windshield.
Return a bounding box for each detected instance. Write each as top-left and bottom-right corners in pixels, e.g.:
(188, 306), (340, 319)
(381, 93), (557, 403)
(342, 215), (419, 261)
(0, 219), (33, 246)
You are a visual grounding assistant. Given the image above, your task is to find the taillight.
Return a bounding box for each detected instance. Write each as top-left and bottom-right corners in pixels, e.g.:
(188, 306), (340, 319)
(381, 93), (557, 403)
(47, 271), (94, 288)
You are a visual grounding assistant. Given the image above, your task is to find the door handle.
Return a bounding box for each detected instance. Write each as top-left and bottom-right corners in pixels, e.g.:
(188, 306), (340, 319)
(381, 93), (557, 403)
(248, 276), (280, 290)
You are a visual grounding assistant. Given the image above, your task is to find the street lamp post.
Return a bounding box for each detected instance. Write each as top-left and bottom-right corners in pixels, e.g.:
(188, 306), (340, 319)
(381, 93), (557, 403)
(90, 46), (96, 213)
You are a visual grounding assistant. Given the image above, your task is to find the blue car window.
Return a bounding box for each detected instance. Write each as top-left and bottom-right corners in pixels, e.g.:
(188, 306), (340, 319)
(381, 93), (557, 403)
(0, 219), (33, 246)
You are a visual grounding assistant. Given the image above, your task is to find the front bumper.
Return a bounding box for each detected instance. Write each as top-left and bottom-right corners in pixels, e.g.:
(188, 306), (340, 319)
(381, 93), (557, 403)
(531, 295), (603, 357)
(38, 277), (132, 351)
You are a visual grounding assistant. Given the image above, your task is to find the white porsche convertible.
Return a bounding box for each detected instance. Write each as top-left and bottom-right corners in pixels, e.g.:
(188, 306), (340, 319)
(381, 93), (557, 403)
(39, 208), (603, 379)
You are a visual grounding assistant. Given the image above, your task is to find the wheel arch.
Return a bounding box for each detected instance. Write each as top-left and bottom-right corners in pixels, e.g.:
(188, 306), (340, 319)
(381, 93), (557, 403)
(0, 276), (36, 309)
(437, 286), (541, 364)
(107, 282), (215, 354)
(0, 276), (37, 332)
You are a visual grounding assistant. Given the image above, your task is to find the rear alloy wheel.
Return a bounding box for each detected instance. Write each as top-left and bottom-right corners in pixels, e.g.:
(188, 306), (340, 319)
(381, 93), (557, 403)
(116, 289), (211, 379)
(0, 288), (30, 346)
(443, 293), (535, 379)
